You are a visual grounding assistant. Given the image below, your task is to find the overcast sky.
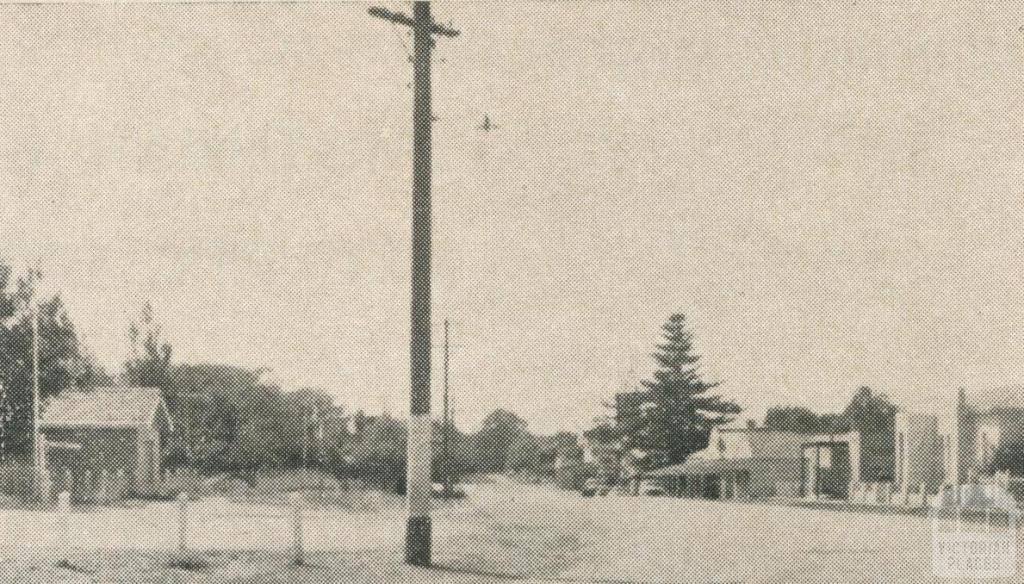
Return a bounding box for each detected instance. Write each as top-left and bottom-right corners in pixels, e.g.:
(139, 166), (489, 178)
(0, 2), (1021, 434)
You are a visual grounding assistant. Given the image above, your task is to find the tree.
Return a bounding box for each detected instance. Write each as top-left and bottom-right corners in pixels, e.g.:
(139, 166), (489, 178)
(506, 432), (542, 475)
(473, 409), (529, 473)
(164, 363), (302, 473)
(842, 386), (896, 481)
(346, 415), (406, 492)
(763, 406), (826, 433)
(989, 441), (1024, 477)
(624, 314), (740, 466)
(0, 263), (87, 460)
(76, 349), (114, 389)
(123, 302), (172, 390)
(583, 420), (618, 446)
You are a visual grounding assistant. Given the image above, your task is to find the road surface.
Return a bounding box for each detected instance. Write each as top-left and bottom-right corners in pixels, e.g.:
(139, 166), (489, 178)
(0, 480), (1019, 582)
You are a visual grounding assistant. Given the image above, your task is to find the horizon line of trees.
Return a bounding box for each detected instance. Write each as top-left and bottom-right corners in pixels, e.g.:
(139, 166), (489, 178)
(0, 259), (584, 487)
(580, 313), (1024, 484)
(7, 260), (1020, 488)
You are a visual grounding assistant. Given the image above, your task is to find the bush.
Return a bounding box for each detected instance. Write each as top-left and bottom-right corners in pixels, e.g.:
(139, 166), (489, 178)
(0, 464), (36, 502)
(153, 467), (232, 501)
(167, 550), (210, 571)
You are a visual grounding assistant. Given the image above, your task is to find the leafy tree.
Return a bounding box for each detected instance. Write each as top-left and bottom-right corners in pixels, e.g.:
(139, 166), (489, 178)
(345, 415), (406, 492)
(506, 432), (542, 475)
(123, 302), (172, 390)
(76, 349), (114, 389)
(842, 386), (896, 481)
(763, 406), (826, 433)
(624, 314), (740, 466)
(473, 409), (528, 473)
(583, 421), (618, 445)
(164, 363), (305, 473)
(0, 264), (87, 460)
(989, 441), (1024, 477)
(284, 387), (342, 470)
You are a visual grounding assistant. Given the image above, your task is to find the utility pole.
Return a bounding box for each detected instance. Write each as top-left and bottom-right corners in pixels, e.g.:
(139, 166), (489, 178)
(369, 2), (458, 567)
(442, 319), (451, 497)
(0, 382), (7, 464)
(32, 302), (42, 499)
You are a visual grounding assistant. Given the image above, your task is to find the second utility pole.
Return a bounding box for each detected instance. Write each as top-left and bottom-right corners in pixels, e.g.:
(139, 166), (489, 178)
(369, 1), (458, 568)
(442, 319), (451, 497)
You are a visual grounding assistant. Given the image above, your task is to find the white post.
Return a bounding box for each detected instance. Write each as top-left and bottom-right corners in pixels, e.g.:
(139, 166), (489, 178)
(57, 491), (70, 565)
(177, 493), (189, 552)
(289, 492), (304, 565)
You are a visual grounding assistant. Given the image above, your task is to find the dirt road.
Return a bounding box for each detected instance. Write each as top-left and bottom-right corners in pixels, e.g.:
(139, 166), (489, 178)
(0, 482), (1019, 582)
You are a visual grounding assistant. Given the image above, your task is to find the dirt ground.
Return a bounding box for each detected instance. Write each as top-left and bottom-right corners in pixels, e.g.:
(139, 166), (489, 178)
(0, 482), (1021, 583)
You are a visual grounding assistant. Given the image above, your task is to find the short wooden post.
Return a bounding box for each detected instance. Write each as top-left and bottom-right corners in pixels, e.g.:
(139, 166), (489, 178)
(57, 491), (71, 564)
(289, 492), (304, 565)
(177, 492), (189, 552)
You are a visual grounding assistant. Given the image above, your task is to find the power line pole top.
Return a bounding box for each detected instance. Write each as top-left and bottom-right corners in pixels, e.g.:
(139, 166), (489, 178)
(368, 6), (460, 38)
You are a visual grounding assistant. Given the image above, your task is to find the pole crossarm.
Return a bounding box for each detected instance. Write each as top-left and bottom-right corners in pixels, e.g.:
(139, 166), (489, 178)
(368, 6), (460, 37)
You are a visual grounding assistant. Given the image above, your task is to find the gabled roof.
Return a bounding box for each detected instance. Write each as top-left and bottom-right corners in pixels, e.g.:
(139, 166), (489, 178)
(40, 387), (173, 432)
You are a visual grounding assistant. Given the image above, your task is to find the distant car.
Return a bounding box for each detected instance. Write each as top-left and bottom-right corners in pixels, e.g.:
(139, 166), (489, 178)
(639, 480), (667, 497)
(581, 478), (602, 497)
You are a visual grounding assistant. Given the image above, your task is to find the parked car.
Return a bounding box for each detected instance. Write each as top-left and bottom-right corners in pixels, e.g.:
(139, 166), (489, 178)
(581, 478), (602, 497)
(639, 480), (667, 497)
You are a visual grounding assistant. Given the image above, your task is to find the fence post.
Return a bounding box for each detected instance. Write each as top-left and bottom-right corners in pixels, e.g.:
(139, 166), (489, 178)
(177, 492), (189, 552)
(289, 492), (304, 565)
(57, 491), (71, 565)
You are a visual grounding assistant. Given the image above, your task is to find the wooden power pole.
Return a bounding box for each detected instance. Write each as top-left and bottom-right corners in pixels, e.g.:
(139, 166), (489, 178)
(442, 319), (451, 497)
(369, 1), (458, 568)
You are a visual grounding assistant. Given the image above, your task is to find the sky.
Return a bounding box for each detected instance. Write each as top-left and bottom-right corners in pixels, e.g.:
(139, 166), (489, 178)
(0, 1), (1021, 434)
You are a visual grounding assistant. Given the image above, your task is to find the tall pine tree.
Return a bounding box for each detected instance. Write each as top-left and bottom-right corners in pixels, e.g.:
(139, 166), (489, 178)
(626, 314), (740, 466)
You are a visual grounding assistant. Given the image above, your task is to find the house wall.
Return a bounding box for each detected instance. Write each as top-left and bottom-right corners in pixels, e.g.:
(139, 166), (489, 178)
(42, 427), (138, 497)
(934, 396), (964, 486)
(895, 412), (942, 492)
(135, 426), (161, 496)
(750, 462), (802, 498)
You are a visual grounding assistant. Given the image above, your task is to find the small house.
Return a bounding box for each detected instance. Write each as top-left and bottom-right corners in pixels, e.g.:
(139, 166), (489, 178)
(40, 387), (173, 499)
